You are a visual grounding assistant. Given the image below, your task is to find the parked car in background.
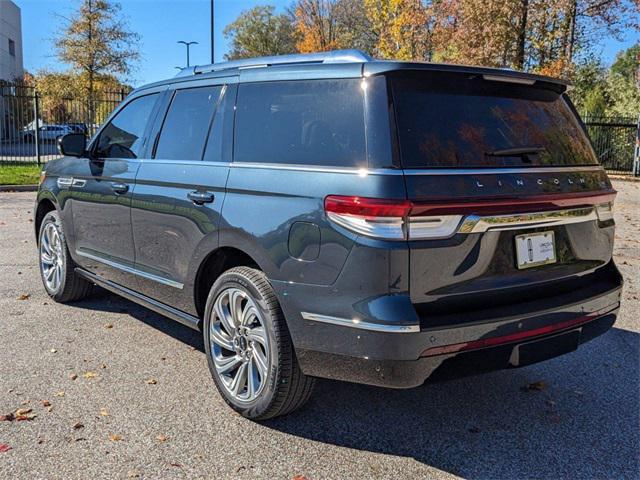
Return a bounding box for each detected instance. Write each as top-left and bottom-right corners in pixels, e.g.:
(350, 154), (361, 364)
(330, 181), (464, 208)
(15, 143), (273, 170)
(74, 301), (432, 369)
(23, 124), (73, 143)
(34, 50), (623, 420)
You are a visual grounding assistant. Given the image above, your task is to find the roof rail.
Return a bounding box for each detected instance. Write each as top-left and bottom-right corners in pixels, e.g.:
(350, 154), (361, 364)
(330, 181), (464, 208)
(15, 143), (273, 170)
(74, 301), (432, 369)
(178, 50), (371, 77)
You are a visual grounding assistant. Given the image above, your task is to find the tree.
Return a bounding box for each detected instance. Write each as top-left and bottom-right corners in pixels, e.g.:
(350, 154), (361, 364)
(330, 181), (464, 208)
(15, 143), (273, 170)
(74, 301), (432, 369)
(605, 44), (640, 117)
(364, 0), (432, 60)
(294, 0), (341, 52)
(54, 0), (139, 122)
(223, 5), (297, 60)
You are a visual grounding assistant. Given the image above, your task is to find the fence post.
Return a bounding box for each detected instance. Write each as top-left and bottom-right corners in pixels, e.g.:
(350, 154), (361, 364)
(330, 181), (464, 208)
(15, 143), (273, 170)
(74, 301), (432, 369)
(634, 114), (639, 177)
(33, 91), (41, 165)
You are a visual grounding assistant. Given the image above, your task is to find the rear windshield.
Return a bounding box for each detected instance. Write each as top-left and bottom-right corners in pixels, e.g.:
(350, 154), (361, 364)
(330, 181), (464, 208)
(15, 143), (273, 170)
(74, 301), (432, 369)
(392, 74), (598, 168)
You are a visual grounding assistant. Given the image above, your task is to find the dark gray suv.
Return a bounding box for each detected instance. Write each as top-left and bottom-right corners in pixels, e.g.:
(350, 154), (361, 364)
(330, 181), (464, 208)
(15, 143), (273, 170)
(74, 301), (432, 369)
(35, 50), (623, 419)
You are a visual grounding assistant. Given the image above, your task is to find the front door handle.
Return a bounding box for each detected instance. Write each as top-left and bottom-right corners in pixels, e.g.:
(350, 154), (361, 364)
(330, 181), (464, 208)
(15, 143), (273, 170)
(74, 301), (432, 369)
(111, 182), (129, 194)
(188, 191), (214, 205)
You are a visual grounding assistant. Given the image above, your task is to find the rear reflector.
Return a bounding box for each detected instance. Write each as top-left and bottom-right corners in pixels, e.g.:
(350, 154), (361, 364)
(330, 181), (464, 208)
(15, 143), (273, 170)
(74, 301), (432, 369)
(420, 308), (616, 357)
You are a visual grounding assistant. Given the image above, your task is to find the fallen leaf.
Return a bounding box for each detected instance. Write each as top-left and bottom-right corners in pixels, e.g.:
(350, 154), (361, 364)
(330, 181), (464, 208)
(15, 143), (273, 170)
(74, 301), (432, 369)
(50, 349), (57, 353)
(104, 323), (114, 329)
(0, 413), (15, 422)
(145, 379), (157, 385)
(15, 412), (37, 421)
(15, 408), (32, 416)
(41, 400), (51, 407)
(46, 406), (54, 413)
(37, 438), (45, 444)
(99, 408), (109, 417)
(0, 444), (11, 453)
(292, 476), (308, 480)
(522, 380), (547, 391)
(54, 391), (65, 397)
(100, 364), (107, 369)
(18, 294), (30, 300)
(83, 371), (98, 379)
(69, 373), (78, 381)
(109, 434), (122, 442)
(170, 463), (182, 468)
(156, 434), (168, 443)
(127, 471), (140, 478)
(72, 422), (84, 430)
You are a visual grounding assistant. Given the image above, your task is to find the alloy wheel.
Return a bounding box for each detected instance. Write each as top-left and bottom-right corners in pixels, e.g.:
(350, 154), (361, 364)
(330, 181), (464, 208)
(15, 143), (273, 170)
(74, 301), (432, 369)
(40, 222), (65, 292)
(209, 287), (270, 403)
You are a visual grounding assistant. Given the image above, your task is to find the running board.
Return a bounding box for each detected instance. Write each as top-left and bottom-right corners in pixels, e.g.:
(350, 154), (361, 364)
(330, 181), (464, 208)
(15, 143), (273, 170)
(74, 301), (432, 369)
(75, 268), (201, 331)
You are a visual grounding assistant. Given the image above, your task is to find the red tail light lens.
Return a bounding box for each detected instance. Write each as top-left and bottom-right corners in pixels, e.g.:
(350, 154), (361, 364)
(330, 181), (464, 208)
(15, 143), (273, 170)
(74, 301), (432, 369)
(324, 196), (411, 218)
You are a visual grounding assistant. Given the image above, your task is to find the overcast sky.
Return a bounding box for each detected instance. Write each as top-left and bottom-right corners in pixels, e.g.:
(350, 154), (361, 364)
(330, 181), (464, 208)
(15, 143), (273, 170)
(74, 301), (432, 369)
(16, 0), (640, 87)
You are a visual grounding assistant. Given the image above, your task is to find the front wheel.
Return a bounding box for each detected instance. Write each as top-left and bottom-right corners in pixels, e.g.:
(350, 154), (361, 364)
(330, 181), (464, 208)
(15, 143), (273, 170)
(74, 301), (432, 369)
(203, 267), (315, 420)
(38, 210), (93, 302)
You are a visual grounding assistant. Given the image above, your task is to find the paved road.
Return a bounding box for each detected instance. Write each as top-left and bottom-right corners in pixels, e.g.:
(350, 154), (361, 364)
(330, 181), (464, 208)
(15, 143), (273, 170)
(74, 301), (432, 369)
(0, 182), (638, 480)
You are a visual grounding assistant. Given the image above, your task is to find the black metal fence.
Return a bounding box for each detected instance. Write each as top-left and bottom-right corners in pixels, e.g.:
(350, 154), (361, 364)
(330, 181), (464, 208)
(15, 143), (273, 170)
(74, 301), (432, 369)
(583, 115), (639, 176)
(0, 82), (129, 165)
(1, 81), (639, 175)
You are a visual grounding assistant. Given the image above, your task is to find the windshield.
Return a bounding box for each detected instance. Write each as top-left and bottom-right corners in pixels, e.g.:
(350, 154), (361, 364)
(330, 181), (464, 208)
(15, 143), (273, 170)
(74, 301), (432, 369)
(391, 74), (598, 168)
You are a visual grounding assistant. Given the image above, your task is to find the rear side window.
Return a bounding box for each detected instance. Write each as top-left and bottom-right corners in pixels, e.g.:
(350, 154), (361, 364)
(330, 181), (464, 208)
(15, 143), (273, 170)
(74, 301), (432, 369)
(392, 75), (598, 168)
(96, 93), (158, 159)
(234, 79), (366, 167)
(155, 86), (223, 161)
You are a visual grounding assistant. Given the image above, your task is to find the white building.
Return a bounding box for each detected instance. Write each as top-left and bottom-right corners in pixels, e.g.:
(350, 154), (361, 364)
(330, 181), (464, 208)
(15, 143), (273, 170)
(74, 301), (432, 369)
(0, 0), (23, 82)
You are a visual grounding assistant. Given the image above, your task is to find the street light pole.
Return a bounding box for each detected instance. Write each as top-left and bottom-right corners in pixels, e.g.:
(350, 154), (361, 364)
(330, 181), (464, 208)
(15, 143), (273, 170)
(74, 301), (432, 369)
(177, 40), (198, 67)
(211, 0), (216, 63)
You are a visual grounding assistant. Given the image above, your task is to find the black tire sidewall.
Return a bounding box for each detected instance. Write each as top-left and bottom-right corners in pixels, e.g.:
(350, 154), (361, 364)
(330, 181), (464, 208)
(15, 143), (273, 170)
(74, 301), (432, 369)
(38, 210), (70, 300)
(203, 269), (282, 419)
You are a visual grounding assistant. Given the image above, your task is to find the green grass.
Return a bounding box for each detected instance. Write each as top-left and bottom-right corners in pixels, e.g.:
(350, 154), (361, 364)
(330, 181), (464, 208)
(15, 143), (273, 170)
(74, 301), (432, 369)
(0, 164), (42, 185)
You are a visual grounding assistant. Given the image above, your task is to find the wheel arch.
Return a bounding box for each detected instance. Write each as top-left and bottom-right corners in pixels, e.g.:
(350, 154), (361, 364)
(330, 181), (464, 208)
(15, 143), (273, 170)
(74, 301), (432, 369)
(34, 197), (57, 241)
(193, 246), (262, 320)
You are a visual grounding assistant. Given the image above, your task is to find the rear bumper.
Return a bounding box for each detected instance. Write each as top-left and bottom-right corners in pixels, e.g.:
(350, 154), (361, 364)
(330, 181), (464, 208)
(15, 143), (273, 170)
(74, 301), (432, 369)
(274, 263), (623, 388)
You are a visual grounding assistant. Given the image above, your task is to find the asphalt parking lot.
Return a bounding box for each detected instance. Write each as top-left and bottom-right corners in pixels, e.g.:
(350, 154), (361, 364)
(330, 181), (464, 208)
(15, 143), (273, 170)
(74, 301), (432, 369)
(1, 180), (638, 480)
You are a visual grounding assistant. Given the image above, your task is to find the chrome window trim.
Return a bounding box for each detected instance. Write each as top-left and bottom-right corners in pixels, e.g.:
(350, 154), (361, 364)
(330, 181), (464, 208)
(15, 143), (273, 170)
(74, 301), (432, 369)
(401, 166), (604, 175)
(230, 163), (604, 176)
(458, 207), (598, 234)
(301, 312), (420, 333)
(76, 250), (184, 289)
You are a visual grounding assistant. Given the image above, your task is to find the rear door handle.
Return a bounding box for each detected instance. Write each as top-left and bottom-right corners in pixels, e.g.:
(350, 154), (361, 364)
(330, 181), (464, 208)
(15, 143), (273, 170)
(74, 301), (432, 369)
(188, 191), (214, 205)
(111, 182), (129, 194)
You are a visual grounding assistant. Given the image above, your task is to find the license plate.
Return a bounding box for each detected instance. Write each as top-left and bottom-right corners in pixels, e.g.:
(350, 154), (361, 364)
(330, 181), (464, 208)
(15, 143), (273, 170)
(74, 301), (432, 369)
(515, 231), (556, 269)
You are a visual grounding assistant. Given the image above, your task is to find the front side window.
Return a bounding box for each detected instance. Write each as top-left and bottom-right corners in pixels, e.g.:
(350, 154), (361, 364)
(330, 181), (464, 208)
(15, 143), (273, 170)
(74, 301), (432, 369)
(155, 86), (223, 161)
(95, 94), (158, 159)
(234, 79), (366, 167)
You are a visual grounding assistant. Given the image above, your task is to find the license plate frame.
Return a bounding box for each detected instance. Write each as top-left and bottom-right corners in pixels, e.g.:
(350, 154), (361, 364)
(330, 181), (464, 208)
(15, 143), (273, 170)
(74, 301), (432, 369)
(515, 231), (557, 270)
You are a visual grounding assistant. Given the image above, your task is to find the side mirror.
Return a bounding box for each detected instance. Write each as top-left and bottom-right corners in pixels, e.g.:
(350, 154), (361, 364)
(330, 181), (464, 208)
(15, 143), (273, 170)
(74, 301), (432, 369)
(58, 133), (86, 157)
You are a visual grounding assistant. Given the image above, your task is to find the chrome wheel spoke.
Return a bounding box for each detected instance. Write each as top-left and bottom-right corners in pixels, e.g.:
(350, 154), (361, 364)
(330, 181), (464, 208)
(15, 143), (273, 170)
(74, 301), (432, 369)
(215, 298), (236, 337)
(247, 359), (258, 398)
(252, 347), (268, 380)
(210, 324), (234, 351)
(41, 251), (54, 265)
(230, 290), (245, 326)
(230, 362), (248, 396)
(214, 354), (242, 375)
(241, 304), (258, 326)
(247, 326), (267, 346)
(40, 221), (65, 292)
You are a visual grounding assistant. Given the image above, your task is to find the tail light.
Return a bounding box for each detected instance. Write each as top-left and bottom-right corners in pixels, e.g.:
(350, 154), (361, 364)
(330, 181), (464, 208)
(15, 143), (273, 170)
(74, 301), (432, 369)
(324, 195), (461, 240)
(324, 191), (616, 240)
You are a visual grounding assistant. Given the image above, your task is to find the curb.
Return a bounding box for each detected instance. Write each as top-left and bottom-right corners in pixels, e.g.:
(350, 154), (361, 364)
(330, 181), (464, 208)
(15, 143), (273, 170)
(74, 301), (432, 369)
(0, 184), (38, 192)
(609, 175), (640, 183)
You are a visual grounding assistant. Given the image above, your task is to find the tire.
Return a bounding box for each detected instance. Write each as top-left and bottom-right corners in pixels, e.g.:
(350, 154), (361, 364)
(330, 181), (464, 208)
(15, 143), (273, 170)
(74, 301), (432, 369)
(38, 210), (93, 303)
(203, 266), (315, 420)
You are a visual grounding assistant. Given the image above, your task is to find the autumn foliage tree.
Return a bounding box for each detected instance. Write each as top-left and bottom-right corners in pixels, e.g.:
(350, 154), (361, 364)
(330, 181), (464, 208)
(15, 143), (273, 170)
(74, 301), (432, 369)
(54, 0), (139, 122)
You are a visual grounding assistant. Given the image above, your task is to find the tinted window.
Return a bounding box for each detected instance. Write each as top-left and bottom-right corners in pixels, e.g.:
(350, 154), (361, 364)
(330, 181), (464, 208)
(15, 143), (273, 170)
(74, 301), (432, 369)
(234, 79), (366, 167)
(155, 86), (222, 161)
(204, 84), (236, 163)
(392, 75), (598, 168)
(96, 94), (158, 159)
